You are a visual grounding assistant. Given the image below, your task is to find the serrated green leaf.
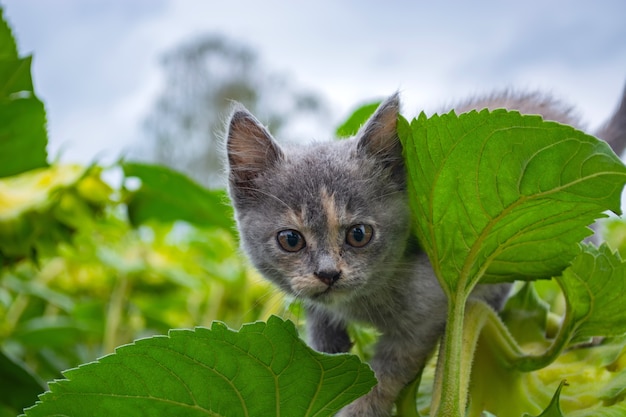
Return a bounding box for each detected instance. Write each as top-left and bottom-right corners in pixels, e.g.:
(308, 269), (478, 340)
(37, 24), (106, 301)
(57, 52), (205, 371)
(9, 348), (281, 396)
(335, 101), (381, 138)
(23, 316), (376, 417)
(399, 110), (626, 294)
(557, 244), (626, 343)
(121, 162), (235, 231)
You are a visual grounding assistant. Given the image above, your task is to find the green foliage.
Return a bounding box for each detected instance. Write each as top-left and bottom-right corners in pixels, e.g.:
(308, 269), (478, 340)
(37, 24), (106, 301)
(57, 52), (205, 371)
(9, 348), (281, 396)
(23, 316), (376, 417)
(0, 9), (18, 59)
(398, 109), (626, 416)
(524, 381), (567, 417)
(0, 165), (112, 266)
(122, 161), (234, 230)
(557, 244), (626, 343)
(0, 350), (44, 416)
(335, 100), (381, 138)
(0, 8), (47, 178)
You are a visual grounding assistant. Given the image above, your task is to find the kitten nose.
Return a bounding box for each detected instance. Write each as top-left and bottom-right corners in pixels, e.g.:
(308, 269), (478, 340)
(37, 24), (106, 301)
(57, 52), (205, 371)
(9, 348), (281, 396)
(314, 269), (341, 286)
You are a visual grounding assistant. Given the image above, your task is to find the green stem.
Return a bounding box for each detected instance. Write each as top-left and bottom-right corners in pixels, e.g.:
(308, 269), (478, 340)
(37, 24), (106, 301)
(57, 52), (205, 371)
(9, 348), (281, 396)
(467, 296), (574, 372)
(103, 274), (129, 354)
(509, 314), (574, 372)
(431, 299), (494, 417)
(430, 292), (468, 417)
(429, 283), (576, 416)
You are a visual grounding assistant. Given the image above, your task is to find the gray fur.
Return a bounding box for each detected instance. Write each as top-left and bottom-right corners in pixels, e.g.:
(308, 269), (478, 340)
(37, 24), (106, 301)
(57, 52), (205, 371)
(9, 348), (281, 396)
(596, 83), (626, 156)
(225, 84), (626, 417)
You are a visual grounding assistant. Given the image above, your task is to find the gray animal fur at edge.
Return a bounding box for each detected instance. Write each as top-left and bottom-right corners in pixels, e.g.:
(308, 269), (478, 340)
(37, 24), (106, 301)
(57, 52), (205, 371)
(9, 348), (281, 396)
(225, 84), (626, 417)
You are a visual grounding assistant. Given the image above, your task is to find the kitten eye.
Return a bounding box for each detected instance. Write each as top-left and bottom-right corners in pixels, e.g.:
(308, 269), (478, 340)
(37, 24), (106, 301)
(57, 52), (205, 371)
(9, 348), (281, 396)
(277, 229), (306, 252)
(346, 224), (373, 248)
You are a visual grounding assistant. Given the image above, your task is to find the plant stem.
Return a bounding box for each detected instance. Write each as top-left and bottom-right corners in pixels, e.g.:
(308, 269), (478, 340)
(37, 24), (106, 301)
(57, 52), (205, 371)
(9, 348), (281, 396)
(430, 292), (467, 417)
(103, 274), (129, 354)
(431, 298), (494, 417)
(510, 314), (574, 372)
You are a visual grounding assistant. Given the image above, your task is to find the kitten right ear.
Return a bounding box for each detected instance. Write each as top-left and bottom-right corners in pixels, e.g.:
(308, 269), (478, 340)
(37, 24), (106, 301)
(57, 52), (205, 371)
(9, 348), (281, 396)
(356, 93), (404, 184)
(226, 105), (283, 195)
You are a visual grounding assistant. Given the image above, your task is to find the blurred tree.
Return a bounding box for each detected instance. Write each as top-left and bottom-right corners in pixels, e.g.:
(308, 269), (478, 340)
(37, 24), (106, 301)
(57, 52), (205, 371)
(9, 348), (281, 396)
(142, 34), (328, 187)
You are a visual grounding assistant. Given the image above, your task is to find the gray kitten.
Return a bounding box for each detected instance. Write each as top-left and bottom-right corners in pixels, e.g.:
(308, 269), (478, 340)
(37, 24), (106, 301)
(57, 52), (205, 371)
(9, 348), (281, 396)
(225, 86), (626, 417)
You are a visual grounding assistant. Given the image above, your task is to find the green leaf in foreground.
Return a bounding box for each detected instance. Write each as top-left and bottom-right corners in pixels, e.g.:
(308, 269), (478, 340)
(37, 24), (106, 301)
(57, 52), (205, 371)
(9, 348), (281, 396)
(23, 316), (376, 417)
(121, 162), (234, 231)
(399, 109), (626, 292)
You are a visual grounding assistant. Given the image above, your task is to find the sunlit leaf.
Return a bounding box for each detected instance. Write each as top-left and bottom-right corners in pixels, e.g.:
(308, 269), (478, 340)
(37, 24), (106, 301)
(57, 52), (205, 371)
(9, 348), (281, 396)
(23, 316), (376, 417)
(0, 165), (85, 259)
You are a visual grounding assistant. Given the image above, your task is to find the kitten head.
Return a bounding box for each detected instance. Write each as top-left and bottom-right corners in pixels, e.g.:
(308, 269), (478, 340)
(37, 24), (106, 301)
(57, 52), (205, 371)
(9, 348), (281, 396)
(226, 95), (410, 307)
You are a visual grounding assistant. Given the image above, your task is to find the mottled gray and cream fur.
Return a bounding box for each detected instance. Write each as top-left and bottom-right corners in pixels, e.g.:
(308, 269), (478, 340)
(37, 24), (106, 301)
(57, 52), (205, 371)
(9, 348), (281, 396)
(225, 83), (626, 417)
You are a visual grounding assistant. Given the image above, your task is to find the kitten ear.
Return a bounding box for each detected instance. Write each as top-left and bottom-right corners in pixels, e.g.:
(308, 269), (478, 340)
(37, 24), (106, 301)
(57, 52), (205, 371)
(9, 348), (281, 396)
(356, 93), (404, 182)
(226, 105), (283, 195)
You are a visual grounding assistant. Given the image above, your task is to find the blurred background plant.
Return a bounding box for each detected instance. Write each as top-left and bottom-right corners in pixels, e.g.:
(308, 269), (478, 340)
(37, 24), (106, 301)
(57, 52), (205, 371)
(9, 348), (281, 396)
(0, 9), (297, 415)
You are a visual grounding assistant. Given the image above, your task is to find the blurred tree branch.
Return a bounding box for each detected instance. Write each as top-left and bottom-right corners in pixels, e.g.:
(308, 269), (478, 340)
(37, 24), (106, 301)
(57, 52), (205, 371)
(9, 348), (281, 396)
(142, 34), (328, 187)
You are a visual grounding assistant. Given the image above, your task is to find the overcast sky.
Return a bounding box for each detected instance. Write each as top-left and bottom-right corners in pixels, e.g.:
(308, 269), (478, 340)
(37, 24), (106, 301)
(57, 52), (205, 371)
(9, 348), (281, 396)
(2, 0), (626, 164)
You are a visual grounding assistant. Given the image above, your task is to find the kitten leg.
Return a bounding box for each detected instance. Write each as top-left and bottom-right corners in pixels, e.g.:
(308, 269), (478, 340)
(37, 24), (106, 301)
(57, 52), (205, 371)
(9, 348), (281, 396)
(305, 306), (352, 354)
(339, 326), (442, 417)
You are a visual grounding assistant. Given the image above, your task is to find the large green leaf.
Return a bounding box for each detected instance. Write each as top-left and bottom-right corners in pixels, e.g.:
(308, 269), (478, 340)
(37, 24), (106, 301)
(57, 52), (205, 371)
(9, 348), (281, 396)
(121, 162), (235, 231)
(398, 110), (626, 293)
(23, 316), (376, 417)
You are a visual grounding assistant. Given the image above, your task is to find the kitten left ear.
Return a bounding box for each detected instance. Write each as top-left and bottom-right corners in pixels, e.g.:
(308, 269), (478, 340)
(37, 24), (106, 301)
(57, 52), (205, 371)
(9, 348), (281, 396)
(357, 93), (404, 181)
(226, 105), (283, 195)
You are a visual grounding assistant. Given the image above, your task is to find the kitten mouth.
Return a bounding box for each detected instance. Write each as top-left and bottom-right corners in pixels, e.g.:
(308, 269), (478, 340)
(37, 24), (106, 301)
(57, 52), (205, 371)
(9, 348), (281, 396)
(310, 286), (332, 300)
(311, 284), (345, 302)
